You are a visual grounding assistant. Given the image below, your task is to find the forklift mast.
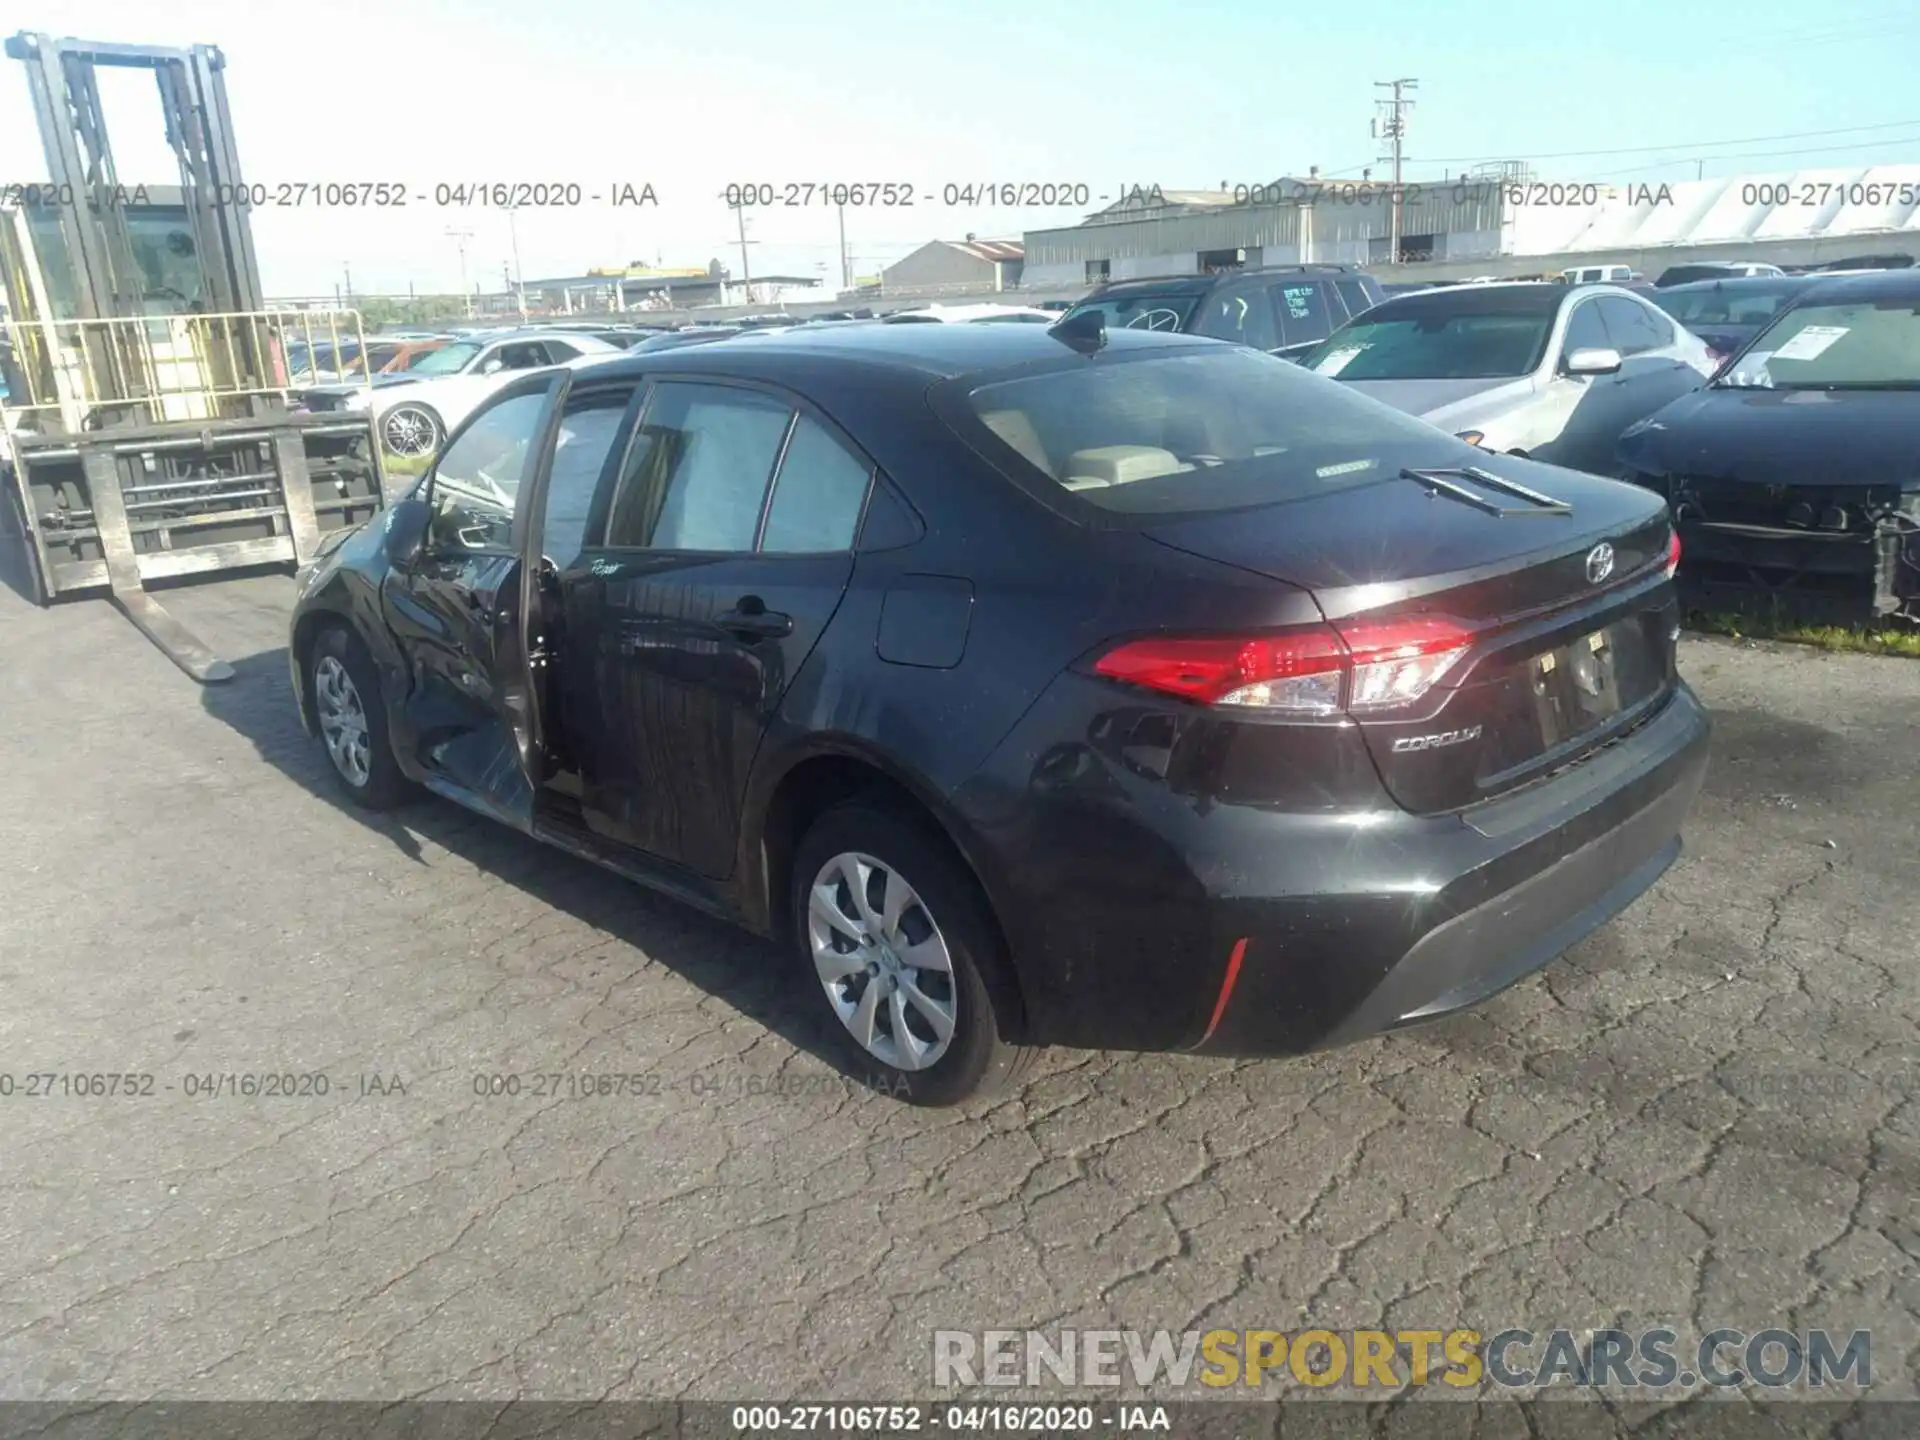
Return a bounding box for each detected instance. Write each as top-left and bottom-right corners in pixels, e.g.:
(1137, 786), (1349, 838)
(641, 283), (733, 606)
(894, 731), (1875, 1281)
(4, 30), (266, 324)
(1, 32), (385, 684)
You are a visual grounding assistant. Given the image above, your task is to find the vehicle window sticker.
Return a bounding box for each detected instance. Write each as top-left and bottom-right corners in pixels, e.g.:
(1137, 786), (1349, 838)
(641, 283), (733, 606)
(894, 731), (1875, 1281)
(1313, 345), (1366, 376)
(1770, 325), (1849, 361)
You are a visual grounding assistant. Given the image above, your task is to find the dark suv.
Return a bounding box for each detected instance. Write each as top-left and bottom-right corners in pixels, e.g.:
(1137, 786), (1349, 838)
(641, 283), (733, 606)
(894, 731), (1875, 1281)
(1061, 264), (1386, 358)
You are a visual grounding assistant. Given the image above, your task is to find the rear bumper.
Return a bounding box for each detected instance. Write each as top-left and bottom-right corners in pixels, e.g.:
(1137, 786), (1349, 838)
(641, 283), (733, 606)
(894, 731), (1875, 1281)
(1193, 685), (1710, 1056)
(956, 679), (1711, 1056)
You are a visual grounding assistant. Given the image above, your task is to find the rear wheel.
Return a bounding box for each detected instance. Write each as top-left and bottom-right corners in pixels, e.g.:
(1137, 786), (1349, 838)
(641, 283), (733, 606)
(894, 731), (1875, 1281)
(791, 802), (1037, 1107)
(381, 402), (443, 459)
(309, 624), (411, 809)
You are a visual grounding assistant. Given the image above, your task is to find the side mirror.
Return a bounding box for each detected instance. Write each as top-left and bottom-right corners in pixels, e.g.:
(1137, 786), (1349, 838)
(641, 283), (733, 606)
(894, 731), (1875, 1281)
(1565, 346), (1623, 376)
(381, 496), (432, 568)
(480, 357), (504, 375)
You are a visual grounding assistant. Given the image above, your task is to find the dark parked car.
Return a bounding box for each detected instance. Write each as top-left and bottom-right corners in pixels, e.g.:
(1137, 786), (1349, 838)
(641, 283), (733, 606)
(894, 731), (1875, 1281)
(623, 328), (742, 353)
(1618, 269), (1920, 620)
(1061, 264), (1386, 358)
(288, 321), (1709, 1104)
(1646, 275), (1817, 363)
(1653, 262), (1786, 288)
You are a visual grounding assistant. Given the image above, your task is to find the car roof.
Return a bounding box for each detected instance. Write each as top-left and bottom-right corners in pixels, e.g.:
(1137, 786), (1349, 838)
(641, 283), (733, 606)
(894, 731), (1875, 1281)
(1798, 269), (1920, 303)
(573, 318), (1213, 382)
(1657, 274), (1815, 294)
(1356, 281), (1572, 318)
(1086, 265), (1365, 297)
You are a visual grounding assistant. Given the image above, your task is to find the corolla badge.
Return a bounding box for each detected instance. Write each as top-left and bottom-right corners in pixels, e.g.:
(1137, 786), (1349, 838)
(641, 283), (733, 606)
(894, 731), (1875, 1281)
(1585, 542), (1616, 585)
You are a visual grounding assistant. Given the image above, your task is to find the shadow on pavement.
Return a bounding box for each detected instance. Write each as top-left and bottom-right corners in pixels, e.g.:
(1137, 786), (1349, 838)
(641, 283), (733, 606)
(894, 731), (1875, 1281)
(199, 644), (858, 1084)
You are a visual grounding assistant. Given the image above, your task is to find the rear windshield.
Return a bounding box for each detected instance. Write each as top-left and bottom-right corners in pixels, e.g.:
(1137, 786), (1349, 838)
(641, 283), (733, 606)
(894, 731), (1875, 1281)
(1299, 305), (1555, 380)
(953, 345), (1475, 517)
(1650, 281), (1805, 328)
(1063, 291), (1202, 334)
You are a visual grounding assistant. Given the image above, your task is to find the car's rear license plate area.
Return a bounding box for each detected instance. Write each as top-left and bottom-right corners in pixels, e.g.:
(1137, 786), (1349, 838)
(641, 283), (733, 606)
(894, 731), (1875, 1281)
(1477, 615), (1668, 782)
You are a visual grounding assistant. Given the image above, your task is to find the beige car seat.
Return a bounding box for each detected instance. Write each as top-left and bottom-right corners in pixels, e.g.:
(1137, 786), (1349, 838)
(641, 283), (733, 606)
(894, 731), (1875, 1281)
(980, 409), (1053, 476)
(1062, 445), (1193, 491)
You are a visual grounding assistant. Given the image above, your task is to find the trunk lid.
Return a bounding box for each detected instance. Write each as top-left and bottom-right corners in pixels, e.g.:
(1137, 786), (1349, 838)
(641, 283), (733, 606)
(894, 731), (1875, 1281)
(1143, 458), (1679, 813)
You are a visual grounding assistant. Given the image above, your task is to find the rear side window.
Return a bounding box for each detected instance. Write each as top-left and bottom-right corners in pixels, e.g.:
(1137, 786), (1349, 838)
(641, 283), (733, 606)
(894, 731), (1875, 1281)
(954, 345), (1477, 518)
(1271, 282), (1334, 346)
(1334, 278), (1375, 321)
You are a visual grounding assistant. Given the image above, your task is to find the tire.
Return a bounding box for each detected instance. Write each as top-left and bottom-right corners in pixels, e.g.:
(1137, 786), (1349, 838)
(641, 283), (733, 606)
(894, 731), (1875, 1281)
(380, 402), (443, 460)
(790, 801), (1039, 1107)
(308, 624), (411, 809)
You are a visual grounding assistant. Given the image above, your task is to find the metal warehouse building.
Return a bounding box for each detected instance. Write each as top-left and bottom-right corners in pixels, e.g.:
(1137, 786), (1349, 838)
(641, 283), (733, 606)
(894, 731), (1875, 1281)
(1021, 165), (1920, 286)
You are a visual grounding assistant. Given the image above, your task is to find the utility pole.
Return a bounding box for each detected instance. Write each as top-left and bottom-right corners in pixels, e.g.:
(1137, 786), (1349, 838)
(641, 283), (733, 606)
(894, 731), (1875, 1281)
(506, 205), (527, 320)
(837, 202), (850, 292)
(733, 203), (754, 288)
(342, 260), (353, 304)
(445, 228), (474, 317)
(1372, 78), (1418, 265)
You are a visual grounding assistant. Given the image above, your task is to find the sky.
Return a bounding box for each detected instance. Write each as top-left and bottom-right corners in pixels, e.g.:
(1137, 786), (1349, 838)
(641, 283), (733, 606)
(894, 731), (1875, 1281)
(4, 0), (1918, 298)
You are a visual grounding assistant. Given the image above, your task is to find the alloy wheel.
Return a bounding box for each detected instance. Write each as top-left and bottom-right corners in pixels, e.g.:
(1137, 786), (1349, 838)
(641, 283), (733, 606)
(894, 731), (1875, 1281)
(313, 654), (372, 788)
(807, 851), (958, 1071)
(382, 406), (438, 458)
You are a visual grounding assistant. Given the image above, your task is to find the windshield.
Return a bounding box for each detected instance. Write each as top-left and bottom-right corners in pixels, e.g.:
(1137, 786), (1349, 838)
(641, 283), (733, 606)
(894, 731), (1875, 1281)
(1299, 307), (1554, 380)
(952, 345), (1479, 517)
(396, 344), (446, 370)
(1715, 298), (1920, 389)
(408, 341), (483, 375)
(1651, 281), (1805, 329)
(1064, 292), (1202, 334)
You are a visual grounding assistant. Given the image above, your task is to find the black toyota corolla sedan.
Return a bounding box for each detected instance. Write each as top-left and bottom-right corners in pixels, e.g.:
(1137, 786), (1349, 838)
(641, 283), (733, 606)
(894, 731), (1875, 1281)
(289, 319), (1710, 1104)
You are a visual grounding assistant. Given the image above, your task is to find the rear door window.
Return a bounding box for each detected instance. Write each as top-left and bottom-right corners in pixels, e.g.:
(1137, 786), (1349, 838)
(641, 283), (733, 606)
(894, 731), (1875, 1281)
(1595, 296), (1666, 355)
(759, 416), (873, 553)
(1562, 299), (1613, 357)
(1191, 282), (1280, 349)
(1271, 282), (1335, 347)
(605, 382), (794, 552)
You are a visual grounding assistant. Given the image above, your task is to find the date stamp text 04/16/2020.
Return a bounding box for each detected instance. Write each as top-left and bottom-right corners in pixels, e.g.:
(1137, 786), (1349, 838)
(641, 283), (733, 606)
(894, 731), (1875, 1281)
(0, 181), (662, 210)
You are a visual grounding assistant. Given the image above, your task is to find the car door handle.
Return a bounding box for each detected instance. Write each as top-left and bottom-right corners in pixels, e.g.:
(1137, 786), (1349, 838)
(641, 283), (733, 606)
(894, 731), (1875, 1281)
(716, 605), (793, 639)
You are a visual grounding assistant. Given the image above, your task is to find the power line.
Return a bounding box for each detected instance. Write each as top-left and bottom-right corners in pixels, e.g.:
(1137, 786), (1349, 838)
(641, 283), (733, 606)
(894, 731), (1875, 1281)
(1571, 130), (1920, 182)
(1413, 118), (1920, 166)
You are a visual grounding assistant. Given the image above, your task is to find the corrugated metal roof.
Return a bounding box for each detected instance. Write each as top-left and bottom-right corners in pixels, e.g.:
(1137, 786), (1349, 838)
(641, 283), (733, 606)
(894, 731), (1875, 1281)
(1507, 165), (1920, 256)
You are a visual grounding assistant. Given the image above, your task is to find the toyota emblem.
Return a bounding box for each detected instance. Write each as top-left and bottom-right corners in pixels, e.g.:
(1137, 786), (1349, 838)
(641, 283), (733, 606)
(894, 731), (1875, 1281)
(1585, 543), (1616, 585)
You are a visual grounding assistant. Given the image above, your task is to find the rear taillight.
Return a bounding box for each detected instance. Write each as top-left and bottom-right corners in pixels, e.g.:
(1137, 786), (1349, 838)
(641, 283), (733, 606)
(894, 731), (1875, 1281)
(1665, 530), (1682, 578)
(1093, 617), (1472, 715)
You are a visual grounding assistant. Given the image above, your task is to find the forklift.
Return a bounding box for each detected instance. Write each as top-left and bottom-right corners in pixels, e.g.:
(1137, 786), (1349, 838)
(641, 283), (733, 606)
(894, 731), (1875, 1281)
(0, 31), (385, 682)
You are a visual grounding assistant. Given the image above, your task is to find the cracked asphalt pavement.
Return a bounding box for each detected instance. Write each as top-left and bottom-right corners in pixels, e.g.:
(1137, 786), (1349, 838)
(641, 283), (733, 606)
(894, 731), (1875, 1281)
(0, 568), (1914, 1405)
